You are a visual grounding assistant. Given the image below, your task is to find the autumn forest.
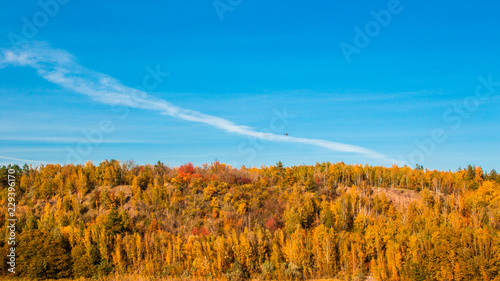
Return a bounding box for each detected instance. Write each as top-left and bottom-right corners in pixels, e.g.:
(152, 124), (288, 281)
(1, 161), (500, 280)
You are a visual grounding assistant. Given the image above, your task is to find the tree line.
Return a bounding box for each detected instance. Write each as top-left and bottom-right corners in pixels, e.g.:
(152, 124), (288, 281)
(0, 160), (499, 280)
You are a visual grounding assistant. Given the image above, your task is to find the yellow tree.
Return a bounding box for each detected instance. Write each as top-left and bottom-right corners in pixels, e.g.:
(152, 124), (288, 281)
(311, 225), (336, 277)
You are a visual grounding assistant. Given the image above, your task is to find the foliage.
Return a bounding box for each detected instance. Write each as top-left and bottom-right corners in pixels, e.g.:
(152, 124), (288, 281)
(1, 161), (499, 280)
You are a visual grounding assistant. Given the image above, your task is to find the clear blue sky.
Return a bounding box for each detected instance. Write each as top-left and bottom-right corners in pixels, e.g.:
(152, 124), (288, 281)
(0, 0), (499, 171)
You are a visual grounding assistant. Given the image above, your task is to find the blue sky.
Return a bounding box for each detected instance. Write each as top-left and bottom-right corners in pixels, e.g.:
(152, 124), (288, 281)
(0, 0), (499, 171)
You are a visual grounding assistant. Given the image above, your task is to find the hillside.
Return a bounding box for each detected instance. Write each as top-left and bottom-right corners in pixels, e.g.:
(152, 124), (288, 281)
(1, 161), (499, 280)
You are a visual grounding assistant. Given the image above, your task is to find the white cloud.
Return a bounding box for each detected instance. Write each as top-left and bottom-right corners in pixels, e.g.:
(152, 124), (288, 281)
(0, 155), (48, 164)
(0, 41), (402, 164)
(0, 136), (154, 144)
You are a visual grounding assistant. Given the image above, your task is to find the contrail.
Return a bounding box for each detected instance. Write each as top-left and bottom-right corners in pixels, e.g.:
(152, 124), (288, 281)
(0, 41), (400, 164)
(0, 155), (48, 164)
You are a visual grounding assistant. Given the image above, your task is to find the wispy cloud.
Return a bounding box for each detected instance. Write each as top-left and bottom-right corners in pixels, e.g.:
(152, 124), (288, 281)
(0, 41), (401, 164)
(0, 155), (49, 164)
(0, 136), (156, 144)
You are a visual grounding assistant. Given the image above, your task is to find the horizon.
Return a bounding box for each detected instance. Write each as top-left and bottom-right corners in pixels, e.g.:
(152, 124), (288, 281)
(1, 1), (499, 171)
(0, 159), (495, 175)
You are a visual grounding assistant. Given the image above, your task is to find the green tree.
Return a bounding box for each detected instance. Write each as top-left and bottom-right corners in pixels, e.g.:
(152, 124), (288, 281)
(71, 242), (96, 278)
(18, 229), (72, 279)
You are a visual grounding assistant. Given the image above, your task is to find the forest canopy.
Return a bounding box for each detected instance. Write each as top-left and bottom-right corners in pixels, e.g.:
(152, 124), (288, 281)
(1, 160), (499, 280)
